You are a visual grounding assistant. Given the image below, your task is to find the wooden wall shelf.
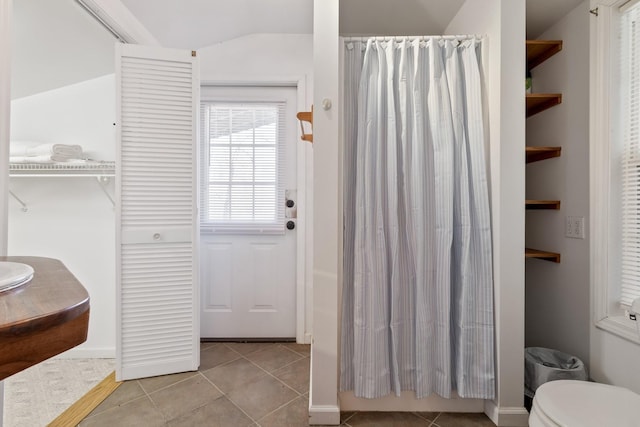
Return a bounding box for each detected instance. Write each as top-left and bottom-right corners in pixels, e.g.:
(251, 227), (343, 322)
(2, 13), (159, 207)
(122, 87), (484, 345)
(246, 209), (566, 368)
(527, 40), (563, 70)
(525, 248), (561, 263)
(526, 146), (562, 163)
(526, 200), (561, 210)
(525, 40), (563, 265)
(526, 94), (562, 118)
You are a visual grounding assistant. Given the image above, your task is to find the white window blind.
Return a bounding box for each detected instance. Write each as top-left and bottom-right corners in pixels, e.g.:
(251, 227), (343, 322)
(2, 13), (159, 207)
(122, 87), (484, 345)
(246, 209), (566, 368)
(620, 2), (640, 306)
(200, 102), (286, 233)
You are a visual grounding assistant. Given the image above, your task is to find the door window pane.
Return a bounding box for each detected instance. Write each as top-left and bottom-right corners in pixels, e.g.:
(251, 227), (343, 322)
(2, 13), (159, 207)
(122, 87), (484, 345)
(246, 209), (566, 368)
(201, 102), (286, 233)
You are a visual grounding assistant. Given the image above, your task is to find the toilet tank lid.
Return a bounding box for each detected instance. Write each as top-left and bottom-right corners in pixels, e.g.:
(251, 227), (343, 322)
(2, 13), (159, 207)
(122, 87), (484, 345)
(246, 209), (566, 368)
(534, 380), (640, 427)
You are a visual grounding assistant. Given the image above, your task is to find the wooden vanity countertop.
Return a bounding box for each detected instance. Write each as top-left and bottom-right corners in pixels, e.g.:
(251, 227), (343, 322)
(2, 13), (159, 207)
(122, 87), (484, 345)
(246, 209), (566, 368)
(0, 256), (90, 380)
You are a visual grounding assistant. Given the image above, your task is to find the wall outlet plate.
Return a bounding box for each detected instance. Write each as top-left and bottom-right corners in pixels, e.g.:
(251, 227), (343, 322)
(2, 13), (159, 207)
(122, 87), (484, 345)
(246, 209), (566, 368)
(565, 216), (585, 239)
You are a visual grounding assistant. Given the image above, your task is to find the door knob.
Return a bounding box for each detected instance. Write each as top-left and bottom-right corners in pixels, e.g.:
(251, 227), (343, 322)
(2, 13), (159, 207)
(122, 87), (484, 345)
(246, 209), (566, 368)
(286, 199), (295, 208)
(286, 221), (295, 230)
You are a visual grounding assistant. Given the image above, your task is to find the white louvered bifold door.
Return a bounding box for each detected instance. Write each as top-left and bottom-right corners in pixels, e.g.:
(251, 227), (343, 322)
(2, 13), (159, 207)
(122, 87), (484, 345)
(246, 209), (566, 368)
(116, 44), (199, 381)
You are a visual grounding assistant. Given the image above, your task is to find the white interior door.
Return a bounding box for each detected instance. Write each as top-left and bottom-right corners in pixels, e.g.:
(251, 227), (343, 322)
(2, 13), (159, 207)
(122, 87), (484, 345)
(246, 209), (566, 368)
(116, 44), (199, 380)
(200, 85), (297, 339)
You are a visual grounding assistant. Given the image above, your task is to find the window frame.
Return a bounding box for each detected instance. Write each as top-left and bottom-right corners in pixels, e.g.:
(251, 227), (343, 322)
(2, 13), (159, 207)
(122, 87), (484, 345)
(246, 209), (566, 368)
(591, 0), (640, 344)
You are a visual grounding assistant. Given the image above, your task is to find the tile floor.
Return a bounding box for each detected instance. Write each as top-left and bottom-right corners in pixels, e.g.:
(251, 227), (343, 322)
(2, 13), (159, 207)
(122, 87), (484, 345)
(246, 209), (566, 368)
(79, 343), (496, 427)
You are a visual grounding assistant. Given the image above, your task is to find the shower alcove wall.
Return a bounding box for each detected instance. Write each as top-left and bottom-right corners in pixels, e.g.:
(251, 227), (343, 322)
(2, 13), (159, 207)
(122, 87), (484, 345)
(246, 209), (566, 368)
(309, 1), (528, 425)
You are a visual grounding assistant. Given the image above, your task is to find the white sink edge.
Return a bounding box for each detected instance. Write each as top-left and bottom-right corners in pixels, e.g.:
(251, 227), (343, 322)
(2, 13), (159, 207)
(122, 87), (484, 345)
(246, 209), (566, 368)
(0, 261), (35, 292)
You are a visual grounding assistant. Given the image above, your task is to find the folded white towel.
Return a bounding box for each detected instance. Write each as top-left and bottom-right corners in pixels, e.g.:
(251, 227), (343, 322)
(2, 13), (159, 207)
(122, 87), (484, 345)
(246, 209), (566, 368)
(9, 155), (54, 164)
(10, 142), (84, 159)
(58, 158), (89, 164)
(30, 144), (83, 158)
(54, 144), (82, 157)
(9, 141), (41, 157)
(50, 154), (87, 162)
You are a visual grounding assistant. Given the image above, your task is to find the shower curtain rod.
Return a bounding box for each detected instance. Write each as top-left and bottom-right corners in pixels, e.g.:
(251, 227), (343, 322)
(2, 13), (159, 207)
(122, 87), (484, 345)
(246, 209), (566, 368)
(342, 35), (482, 43)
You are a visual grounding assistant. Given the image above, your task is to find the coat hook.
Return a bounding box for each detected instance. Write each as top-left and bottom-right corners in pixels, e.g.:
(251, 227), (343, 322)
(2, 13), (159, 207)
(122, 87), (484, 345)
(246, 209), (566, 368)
(296, 106), (313, 143)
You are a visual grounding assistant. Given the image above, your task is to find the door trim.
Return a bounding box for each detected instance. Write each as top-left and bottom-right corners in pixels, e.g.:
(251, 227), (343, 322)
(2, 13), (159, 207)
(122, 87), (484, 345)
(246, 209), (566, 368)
(200, 77), (311, 344)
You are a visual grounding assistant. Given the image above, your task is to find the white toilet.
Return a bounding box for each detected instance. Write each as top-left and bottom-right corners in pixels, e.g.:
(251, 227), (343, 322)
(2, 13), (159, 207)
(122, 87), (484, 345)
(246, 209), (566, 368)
(529, 379), (640, 426)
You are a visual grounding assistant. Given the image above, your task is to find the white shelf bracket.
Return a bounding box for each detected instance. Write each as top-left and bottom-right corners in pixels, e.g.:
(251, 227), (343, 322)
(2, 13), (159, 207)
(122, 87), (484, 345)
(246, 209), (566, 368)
(9, 190), (28, 212)
(96, 176), (115, 207)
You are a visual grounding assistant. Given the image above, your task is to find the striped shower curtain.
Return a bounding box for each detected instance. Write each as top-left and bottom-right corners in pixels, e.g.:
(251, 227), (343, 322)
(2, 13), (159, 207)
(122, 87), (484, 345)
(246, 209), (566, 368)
(341, 37), (495, 400)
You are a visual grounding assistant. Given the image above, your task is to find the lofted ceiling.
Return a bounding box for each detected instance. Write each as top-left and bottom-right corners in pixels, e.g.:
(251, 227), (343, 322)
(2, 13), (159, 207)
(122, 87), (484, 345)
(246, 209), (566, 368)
(526, 0), (585, 38)
(338, 0), (585, 39)
(12, 0), (587, 99)
(11, 0), (117, 99)
(119, 0), (586, 45)
(118, 0), (313, 50)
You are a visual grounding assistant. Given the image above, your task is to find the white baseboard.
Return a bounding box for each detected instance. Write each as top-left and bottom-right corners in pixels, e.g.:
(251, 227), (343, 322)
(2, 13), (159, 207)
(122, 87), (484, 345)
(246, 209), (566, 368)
(56, 347), (116, 359)
(484, 400), (529, 426)
(308, 404), (340, 425)
(303, 332), (313, 344)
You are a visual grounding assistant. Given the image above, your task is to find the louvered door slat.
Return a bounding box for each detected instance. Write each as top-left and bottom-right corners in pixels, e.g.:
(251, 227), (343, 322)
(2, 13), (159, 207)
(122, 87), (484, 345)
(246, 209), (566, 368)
(116, 44), (199, 381)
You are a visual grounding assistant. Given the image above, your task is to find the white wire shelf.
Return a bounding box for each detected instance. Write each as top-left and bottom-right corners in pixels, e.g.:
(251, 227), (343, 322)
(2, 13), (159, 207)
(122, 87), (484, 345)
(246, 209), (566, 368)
(9, 161), (116, 177)
(8, 161), (116, 211)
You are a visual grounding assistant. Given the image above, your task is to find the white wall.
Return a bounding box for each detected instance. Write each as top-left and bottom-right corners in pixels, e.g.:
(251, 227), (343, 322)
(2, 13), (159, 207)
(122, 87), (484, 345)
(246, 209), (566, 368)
(10, 75), (115, 158)
(8, 75), (116, 358)
(591, 327), (640, 393)
(198, 33), (312, 101)
(308, 0), (341, 424)
(525, 1), (591, 367)
(447, 1), (528, 425)
(339, 0), (464, 36)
